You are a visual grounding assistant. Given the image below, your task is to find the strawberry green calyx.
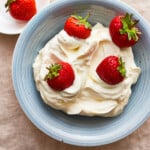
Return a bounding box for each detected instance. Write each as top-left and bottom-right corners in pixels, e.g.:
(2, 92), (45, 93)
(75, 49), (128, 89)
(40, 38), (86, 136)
(120, 13), (141, 41)
(72, 13), (92, 29)
(117, 57), (126, 77)
(5, 0), (16, 11)
(44, 63), (62, 80)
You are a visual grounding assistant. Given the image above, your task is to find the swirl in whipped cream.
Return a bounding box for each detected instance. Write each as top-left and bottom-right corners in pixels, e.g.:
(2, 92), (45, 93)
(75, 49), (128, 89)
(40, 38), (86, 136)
(33, 23), (141, 117)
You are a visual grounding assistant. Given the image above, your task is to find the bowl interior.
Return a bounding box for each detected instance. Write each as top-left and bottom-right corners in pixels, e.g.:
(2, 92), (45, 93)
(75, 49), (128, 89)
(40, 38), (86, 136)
(12, 0), (150, 146)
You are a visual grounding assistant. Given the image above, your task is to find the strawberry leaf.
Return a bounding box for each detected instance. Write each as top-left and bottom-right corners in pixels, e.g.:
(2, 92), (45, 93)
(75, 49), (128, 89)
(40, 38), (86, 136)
(5, 0), (16, 11)
(44, 63), (62, 80)
(71, 14), (83, 20)
(72, 13), (92, 29)
(119, 13), (141, 41)
(117, 57), (126, 77)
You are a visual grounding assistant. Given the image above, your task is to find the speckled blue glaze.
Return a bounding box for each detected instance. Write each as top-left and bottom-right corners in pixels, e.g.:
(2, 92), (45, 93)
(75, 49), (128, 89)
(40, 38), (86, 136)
(12, 0), (150, 146)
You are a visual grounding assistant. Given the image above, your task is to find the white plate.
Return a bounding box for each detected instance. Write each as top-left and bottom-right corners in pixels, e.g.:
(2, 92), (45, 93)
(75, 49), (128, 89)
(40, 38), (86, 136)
(0, 0), (50, 34)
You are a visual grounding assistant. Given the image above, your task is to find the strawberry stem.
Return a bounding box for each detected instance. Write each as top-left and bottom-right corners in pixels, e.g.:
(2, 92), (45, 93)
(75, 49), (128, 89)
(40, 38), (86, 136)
(84, 12), (91, 22)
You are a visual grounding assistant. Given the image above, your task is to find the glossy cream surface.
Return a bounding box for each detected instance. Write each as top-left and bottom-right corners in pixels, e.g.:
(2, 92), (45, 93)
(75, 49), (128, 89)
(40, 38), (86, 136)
(33, 23), (141, 116)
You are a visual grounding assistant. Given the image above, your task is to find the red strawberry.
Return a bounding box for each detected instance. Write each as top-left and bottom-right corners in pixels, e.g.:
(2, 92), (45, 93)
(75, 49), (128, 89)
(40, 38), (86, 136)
(44, 62), (75, 91)
(109, 13), (141, 48)
(96, 56), (126, 85)
(5, 0), (37, 21)
(64, 14), (92, 39)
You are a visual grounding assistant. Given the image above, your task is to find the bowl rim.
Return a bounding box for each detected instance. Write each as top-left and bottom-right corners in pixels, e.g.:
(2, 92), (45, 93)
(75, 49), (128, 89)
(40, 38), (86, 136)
(12, 0), (150, 147)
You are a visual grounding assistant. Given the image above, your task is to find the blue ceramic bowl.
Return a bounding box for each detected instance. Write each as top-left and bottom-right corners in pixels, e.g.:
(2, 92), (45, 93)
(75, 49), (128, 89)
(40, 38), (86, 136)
(12, 0), (150, 146)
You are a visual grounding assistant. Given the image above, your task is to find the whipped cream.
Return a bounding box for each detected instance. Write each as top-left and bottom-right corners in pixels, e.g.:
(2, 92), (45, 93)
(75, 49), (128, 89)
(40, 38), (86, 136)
(33, 23), (141, 117)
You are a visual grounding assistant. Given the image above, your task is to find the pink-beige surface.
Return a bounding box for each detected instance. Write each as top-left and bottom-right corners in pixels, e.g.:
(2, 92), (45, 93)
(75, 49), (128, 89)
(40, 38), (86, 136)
(0, 0), (150, 149)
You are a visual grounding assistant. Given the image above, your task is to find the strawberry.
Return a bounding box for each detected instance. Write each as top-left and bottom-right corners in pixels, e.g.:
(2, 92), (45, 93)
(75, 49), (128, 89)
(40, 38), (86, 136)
(96, 56), (126, 85)
(64, 14), (92, 39)
(44, 62), (75, 91)
(5, 0), (37, 21)
(109, 13), (141, 48)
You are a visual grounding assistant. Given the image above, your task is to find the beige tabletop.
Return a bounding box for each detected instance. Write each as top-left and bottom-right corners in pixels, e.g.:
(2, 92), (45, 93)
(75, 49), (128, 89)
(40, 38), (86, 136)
(0, 0), (150, 150)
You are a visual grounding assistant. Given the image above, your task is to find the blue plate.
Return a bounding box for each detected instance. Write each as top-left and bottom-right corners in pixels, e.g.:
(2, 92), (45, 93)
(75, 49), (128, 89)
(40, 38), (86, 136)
(12, 0), (150, 146)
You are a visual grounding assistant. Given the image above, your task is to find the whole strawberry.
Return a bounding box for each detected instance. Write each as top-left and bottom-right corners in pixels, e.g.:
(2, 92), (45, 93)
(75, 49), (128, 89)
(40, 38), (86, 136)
(44, 62), (75, 91)
(109, 13), (141, 48)
(96, 56), (126, 85)
(64, 14), (92, 39)
(5, 0), (37, 21)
